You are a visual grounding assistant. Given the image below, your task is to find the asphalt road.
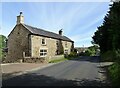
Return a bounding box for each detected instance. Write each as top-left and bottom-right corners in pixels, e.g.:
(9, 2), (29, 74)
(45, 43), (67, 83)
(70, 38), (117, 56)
(3, 56), (103, 86)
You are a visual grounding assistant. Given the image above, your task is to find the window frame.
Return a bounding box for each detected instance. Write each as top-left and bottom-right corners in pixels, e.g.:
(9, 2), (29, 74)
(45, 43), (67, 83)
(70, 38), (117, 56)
(40, 49), (47, 57)
(64, 49), (68, 54)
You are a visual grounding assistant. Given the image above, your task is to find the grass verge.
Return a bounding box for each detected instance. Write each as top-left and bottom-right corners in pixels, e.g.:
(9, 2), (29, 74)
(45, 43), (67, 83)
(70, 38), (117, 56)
(108, 62), (120, 87)
(49, 57), (73, 63)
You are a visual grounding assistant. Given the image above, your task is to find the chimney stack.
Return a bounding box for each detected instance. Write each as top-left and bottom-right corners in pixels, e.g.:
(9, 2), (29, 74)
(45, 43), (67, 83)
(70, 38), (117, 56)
(17, 12), (24, 24)
(59, 29), (63, 36)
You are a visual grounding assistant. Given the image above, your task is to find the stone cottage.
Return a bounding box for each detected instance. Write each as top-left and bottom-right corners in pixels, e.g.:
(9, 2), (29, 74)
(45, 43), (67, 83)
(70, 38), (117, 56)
(6, 12), (74, 63)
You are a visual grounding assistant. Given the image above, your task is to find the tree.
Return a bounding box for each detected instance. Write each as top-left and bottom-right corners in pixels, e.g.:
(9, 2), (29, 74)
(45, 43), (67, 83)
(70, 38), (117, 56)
(84, 45), (99, 56)
(0, 35), (7, 59)
(92, 1), (120, 53)
(0, 35), (7, 49)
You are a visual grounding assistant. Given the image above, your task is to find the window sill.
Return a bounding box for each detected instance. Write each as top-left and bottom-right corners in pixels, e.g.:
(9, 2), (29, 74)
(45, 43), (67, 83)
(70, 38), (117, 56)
(41, 44), (47, 46)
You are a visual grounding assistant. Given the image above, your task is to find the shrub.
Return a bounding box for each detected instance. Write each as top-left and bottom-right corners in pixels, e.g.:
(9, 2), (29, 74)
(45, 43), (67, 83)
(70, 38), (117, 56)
(70, 52), (77, 57)
(65, 52), (77, 58)
(115, 49), (120, 62)
(101, 50), (120, 62)
(108, 62), (120, 87)
(84, 50), (91, 56)
(101, 51), (114, 61)
(83, 49), (96, 56)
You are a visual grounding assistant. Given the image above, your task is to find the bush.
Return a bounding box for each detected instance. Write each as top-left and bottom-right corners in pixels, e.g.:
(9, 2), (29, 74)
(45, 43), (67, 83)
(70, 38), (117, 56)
(101, 51), (116, 61)
(83, 49), (96, 56)
(64, 52), (77, 58)
(101, 50), (120, 62)
(115, 49), (120, 62)
(84, 50), (91, 56)
(69, 52), (77, 57)
(108, 62), (120, 87)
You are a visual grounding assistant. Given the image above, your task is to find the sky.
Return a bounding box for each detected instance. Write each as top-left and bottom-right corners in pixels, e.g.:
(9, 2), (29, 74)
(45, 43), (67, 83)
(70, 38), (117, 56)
(1, 2), (111, 47)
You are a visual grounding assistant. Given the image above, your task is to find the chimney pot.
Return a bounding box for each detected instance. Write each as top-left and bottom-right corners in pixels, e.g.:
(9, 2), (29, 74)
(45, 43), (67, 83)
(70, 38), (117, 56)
(20, 12), (22, 15)
(59, 29), (63, 36)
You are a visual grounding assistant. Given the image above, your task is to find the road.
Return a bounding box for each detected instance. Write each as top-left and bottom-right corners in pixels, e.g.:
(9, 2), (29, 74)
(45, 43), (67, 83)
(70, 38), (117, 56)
(3, 56), (103, 86)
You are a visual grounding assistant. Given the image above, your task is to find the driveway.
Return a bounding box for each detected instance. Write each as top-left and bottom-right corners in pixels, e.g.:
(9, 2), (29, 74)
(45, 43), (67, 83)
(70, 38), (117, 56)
(2, 56), (108, 86)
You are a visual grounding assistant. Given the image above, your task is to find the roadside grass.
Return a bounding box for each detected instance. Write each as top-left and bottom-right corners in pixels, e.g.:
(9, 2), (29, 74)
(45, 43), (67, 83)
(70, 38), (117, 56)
(108, 62), (120, 87)
(49, 58), (67, 63)
(101, 50), (120, 87)
(49, 52), (78, 63)
(49, 57), (74, 63)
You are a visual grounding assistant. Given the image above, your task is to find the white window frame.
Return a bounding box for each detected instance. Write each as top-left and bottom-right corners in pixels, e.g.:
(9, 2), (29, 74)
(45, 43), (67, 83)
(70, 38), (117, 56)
(64, 49), (68, 54)
(40, 49), (47, 57)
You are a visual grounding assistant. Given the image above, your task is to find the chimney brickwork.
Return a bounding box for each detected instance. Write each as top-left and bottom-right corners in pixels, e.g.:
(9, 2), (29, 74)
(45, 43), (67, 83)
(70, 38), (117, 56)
(17, 12), (24, 24)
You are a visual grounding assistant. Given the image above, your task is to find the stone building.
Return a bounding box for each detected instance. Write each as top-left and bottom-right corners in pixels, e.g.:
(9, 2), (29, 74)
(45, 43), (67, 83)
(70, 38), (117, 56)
(6, 12), (74, 63)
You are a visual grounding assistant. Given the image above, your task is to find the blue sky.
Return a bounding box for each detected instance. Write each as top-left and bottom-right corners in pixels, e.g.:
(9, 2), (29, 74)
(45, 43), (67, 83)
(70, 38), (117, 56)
(1, 2), (110, 47)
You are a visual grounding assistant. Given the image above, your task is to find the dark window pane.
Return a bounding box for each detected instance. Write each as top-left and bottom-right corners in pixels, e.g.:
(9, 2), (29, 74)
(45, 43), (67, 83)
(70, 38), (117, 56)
(44, 50), (47, 52)
(40, 50), (43, 52)
(44, 53), (47, 55)
(40, 53), (43, 56)
(42, 39), (45, 44)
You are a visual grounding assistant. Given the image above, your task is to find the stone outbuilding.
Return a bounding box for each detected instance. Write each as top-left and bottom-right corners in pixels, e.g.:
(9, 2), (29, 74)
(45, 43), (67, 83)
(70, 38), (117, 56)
(6, 12), (74, 63)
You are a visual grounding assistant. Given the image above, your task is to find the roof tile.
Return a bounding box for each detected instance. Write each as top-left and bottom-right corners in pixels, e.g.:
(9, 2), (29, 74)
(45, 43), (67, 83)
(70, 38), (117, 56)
(22, 24), (73, 42)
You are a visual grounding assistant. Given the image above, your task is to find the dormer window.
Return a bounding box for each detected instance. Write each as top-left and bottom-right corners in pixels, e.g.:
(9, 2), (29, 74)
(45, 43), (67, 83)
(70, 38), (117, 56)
(41, 38), (46, 45)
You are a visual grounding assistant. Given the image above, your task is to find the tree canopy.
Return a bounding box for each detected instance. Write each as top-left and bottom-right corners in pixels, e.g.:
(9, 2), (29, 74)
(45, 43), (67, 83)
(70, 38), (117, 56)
(0, 35), (7, 59)
(0, 35), (7, 49)
(92, 2), (120, 54)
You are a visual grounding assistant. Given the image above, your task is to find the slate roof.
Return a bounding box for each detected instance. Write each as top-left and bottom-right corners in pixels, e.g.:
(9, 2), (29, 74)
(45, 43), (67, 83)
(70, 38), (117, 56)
(22, 24), (73, 42)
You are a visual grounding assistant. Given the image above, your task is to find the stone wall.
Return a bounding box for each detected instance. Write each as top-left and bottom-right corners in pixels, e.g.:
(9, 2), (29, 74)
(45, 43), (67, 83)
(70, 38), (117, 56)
(62, 41), (73, 54)
(48, 55), (64, 62)
(30, 35), (57, 59)
(23, 57), (46, 63)
(30, 35), (73, 62)
(6, 24), (30, 62)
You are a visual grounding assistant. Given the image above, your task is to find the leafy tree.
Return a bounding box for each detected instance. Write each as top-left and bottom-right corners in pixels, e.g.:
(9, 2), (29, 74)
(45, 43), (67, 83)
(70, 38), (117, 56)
(0, 35), (7, 59)
(0, 35), (7, 49)
(92, 2), (120, 57)
(84, 45), (99, 56)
